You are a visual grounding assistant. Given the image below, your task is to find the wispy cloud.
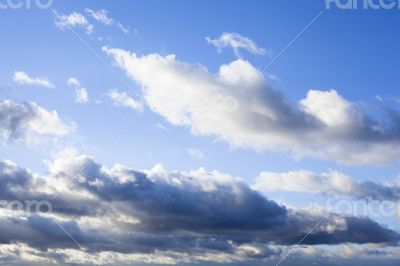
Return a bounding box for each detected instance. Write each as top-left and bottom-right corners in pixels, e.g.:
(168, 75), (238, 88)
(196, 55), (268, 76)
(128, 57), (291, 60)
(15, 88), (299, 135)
(107, 89), (142, 111)
(66, 77), (80, 87)
(13, 71), (55, 88)
(54, 11), (94, 34)
(206, 32), (268, 58)
(85, 8), (130, 34)
(187, 148), (204, 159)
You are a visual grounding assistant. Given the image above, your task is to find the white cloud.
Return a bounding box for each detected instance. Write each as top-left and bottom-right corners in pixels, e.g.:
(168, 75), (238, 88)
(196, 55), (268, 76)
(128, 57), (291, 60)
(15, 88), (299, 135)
(156, 123), (168, 132)
(66, 77), (89, 104)
(300, 89), (362, 127)
(107, 89), (142, 111)
(75, 87), (89, 103)
(187, 148), (204, 159)
(13, 71), (54, 88)
(0, 100), (75, 146)
(85, 8), (112, 26)
(206, 32), (268, 57)
(103, 47), (400, 165)
(117, 23), (130, 34)
(254, 169), (400, 202)
(375, 95), (383, 102)
(85, 8), (130, 34)
(66, 77), (80, 87)
(54, 11), (93, 34)
(253, 170), (354, 195)
(267, 73), (279, 81)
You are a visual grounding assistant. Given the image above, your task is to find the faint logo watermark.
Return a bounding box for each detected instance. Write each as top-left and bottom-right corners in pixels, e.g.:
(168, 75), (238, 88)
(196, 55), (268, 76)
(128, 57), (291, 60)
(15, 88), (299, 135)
(327, 197), (400, 218)
(0, 200), (53, 215)
(325, 0), (400, 9)
(0, 0), (52, 10)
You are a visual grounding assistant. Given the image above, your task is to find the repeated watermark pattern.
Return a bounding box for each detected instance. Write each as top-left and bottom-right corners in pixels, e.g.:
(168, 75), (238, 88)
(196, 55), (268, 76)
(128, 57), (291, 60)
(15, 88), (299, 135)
(0, 200), (52, 215)
(327, 197), (400, 218)
(0, 0), (52, 10)
(325, 0), (400, 9)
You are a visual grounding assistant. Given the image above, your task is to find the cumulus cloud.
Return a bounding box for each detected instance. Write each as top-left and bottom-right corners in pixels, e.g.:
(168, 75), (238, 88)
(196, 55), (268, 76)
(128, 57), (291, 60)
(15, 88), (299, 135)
(85, 8), (130, 34)
(254, 170), (400, 202)
(13, 71), (54, 88)
(0, 100), (75, 145)
(206, 32), (268, 57)
(66, 78), (89, 103)
(103, 47), (400, 165)
(54, 11), (94, 34)
(0, 152), (398, 266)
(107, 89), (142, 111)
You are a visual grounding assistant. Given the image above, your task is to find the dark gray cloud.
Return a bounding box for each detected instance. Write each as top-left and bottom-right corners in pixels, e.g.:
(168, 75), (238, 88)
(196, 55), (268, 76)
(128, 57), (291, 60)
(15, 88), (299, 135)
(3, 155), (400, 251)
(0, 155), (399, 265)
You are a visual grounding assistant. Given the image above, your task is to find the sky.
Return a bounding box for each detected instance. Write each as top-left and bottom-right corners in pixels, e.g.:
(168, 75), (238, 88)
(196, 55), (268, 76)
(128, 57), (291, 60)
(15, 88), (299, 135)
(1, 0), (400, 265)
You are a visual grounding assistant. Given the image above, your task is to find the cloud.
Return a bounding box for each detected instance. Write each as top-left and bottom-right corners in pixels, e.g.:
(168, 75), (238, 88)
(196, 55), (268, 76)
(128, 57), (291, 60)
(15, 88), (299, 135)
(107, 89), (143, 111)
(0, 152), (399, 264)
(187, 148), (204, 159)
(300, 89), (361, 127)
(85, 8), (130, 34)
(103, 47), (400, 165)
(206, 32), (268, 58)
(0, 100), (75, 145)
(75, 87), (89, 103)
(254, 170), (400, 202)
(254, 170), (353, 194)
(54, 11), (94, 34)
(66, 77), (80, 87)
(0, 100), (75, 139)
(1, 243), (400, 266)
(66, 78), (89, 103)
(0, 153), (399, 257)
(85, 8), (112, 26)
(13, 71), (54, 88)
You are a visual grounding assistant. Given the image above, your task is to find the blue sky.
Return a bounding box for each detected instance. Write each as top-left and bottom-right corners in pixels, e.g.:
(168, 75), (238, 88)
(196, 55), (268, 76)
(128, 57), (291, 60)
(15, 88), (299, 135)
(1, 0), (400, 265)
(3, 0), (400, 179)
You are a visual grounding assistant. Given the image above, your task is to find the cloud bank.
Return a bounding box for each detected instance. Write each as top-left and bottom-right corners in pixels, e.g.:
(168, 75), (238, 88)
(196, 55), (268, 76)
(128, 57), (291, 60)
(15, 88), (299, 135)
(0, 152), (398, 265)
